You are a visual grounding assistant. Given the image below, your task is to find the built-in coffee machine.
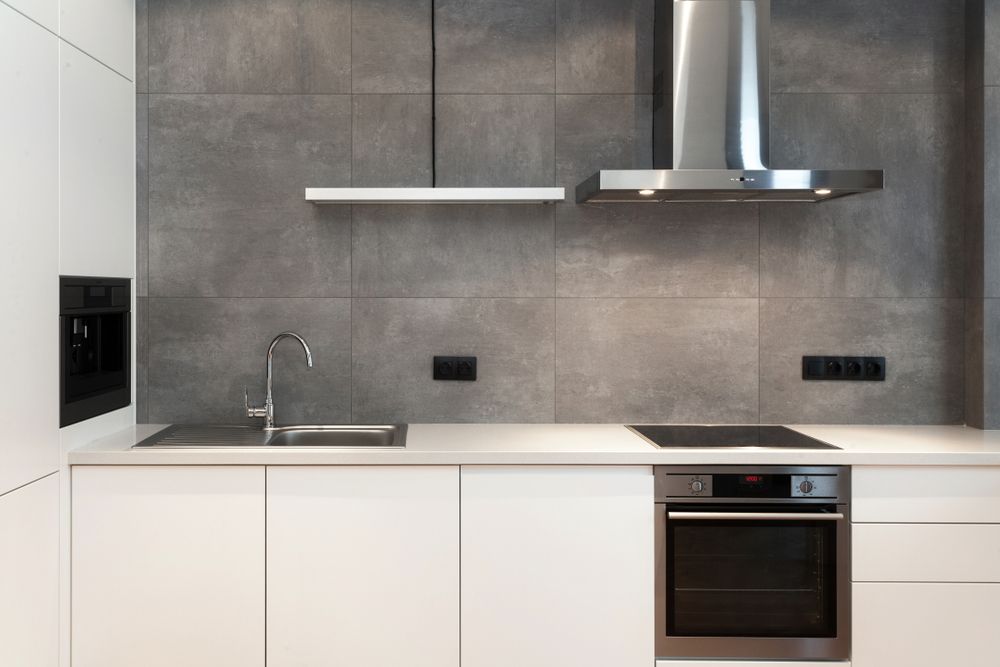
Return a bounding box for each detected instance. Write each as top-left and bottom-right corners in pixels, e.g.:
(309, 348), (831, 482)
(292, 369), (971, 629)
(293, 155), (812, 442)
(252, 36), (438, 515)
(59, 276), (130, 426)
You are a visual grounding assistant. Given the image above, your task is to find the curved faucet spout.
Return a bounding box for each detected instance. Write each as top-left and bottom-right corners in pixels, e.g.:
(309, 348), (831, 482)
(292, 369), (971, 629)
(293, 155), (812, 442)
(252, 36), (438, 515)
(260, 331), (313, 430)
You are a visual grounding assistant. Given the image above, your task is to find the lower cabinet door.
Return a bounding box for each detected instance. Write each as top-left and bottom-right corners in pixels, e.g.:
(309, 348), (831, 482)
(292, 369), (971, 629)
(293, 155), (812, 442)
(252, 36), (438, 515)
(853, 582), (1000, 667)
(266, 466), (460, 667)
(461, 466), (654, 667)
(72, 466), (265, 667)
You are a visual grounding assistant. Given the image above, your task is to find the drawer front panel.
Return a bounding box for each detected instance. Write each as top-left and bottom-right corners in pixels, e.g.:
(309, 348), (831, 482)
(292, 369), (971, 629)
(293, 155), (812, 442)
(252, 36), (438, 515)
(854, 523), (1000, 582)
(852, 466), (1000, 523)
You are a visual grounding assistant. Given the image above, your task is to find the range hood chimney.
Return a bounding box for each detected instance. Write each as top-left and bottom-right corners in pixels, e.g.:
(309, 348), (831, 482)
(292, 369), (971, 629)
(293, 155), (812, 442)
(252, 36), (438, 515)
(576, 0), (883, 203)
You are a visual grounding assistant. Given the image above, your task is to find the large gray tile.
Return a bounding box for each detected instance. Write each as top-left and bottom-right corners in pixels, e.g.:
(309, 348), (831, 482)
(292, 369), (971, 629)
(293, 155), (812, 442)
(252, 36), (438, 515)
(353, 205), (554, 297)
(555, 299), (759, 423)
(148, 0), (350, 93)
(987, 0), (1000, 86)
(352, 95), (432, 187)
(352, 298), (555, 422)
(985, 88), (1000, 297)
(136, 94), (148, 298)
(556, 204), (758, 297)
(968, 0), (985, 91)
(983, 299), (1000, 428)
(436, 0), (555, 93)
(147, 298), (351, 424)
(966, 298), (985, 428)
(772, 0), (964, 93)
(966, 86), (985, 300)
(352, 0), (431, 93)
(556, 0), (653, 93)
(136, 296), (149, 424)
(761, 93), (964, 298)
(135, 0), (147, 93)
(760, 298), (964, 424)
(148, 94), (352, 297)
(435, 95), (555, 187)
(555, 94), (651, 192)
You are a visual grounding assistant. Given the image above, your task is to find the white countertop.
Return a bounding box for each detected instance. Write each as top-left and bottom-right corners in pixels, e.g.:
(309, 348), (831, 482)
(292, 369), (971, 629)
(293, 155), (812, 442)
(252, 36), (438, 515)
(67, 423), (1000, 466)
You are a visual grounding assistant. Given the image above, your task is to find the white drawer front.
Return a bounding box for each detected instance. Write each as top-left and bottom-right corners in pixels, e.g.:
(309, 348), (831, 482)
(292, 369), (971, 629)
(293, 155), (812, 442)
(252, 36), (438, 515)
(853, 583), (1000, 667)
(655, 662), (850, 667)
(852, 466), (1000, 523)
(854, 523), (1000, 582)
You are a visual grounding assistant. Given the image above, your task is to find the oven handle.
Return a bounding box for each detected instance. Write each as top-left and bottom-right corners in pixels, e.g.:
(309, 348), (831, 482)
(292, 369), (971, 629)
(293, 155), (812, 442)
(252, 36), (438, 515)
(667, 511), (845, 521)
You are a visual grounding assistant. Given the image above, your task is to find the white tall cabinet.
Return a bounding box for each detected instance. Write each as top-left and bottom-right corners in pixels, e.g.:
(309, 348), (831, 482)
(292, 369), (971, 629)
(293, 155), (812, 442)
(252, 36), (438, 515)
(460, 466), (654, 667)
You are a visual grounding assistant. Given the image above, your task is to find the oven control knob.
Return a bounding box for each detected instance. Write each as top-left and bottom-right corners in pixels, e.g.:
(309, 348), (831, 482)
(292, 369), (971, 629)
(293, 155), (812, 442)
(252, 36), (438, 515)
(799, 480), (814, 494)
(690, 480), (705, 493)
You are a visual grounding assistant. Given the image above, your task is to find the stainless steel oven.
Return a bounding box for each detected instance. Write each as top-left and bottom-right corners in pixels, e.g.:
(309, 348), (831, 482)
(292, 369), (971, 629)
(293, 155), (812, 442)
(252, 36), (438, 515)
(655, 466), (850, 661)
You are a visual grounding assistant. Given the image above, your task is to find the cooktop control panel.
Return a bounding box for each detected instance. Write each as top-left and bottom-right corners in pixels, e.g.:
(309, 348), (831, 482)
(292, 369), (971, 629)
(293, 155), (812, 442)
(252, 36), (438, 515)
(657, 467), (848, 502)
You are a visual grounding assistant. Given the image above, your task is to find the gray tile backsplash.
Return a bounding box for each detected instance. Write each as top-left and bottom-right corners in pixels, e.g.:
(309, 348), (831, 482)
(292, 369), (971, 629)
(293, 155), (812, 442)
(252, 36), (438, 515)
(148, 0), (351, 93)
(138, 0), (971, 426)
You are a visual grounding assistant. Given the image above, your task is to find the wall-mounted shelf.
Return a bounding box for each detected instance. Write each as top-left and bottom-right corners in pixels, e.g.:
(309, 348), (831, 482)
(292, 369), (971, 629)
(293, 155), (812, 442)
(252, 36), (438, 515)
(305, 187), (565, 204)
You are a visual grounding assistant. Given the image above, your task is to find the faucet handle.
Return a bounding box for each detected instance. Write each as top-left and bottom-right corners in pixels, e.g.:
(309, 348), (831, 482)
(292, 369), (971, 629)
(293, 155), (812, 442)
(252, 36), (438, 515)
(245, 386), (266, 420)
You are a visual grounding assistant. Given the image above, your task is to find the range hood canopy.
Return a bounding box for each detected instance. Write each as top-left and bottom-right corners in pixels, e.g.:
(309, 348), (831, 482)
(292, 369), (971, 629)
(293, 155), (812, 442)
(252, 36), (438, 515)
(577, 0), (883, 204)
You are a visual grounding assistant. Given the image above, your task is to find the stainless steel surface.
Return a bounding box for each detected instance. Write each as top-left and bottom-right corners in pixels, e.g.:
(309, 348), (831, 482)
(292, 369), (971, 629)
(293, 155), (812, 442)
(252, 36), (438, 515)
(577, 168), (884, 203)
(656, 465), (848, 503)
(577, 0), (883, 203)
(654, 465), (851, 661)
(667, 511), (845, 521)
(133, 424), (407, 448)
(246, 331), (313, 430)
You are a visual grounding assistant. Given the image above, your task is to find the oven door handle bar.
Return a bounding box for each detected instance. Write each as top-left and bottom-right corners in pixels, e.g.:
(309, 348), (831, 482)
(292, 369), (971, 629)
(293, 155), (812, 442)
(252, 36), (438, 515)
(667, 511), (845, 521)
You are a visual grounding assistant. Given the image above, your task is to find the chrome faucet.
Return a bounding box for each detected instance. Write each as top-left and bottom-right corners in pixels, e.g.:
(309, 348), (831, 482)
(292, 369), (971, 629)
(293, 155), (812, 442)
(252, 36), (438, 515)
(245, 332), (313, 430)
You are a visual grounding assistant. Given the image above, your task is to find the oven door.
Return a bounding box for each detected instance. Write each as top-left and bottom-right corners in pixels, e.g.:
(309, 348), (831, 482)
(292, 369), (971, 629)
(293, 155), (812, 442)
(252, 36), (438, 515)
(656, 503), (850, 660)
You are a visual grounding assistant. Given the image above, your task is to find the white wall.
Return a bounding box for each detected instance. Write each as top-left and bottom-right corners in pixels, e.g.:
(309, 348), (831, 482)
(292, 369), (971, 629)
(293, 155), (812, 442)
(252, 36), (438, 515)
(0, 0), (135, 665)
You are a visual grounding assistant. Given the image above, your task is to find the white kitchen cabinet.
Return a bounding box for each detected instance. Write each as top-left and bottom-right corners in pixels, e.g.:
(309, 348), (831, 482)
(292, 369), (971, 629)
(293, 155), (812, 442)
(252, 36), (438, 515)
(461, 466), (653, 667)
(0, 4), (59, 497)
(0, 474), (59, 667)
(853, 582), (1000, 667)
(266, 466), (460, 667)
(59, 41), (134, 278)
(853, 523), (1000, 582)
(72, 466), (265, 667)
(852, 466), (1000, 523)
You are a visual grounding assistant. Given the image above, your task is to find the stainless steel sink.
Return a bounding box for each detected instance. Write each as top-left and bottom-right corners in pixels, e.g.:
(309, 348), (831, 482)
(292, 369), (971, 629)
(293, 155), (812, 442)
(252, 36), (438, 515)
(133, 424), (407, 448)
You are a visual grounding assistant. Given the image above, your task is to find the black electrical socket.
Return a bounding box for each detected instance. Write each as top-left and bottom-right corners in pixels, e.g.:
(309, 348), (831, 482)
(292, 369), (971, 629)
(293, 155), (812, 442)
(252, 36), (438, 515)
(803, 355), (886, 381)
(434, 356), (477, 381)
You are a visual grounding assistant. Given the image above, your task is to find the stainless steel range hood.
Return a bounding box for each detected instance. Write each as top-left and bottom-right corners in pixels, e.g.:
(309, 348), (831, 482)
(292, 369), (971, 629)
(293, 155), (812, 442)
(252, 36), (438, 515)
(577, 0), (883, 204)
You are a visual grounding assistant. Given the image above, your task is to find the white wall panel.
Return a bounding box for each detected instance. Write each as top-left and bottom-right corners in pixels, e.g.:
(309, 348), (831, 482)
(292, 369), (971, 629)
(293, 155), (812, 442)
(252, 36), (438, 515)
(59, 42), (134, 278)
(0, 474), (59, 667)
(2, 0), (57, 32)
(0, 4), (59, 496)
(59, 0), (133, 79)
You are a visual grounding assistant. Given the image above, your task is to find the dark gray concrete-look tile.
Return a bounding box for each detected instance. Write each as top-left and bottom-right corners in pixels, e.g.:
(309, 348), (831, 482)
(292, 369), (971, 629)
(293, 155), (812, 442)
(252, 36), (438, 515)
(136, 0), (148, 92)
(147, 298), (351, 425)
(760, 298), (963, 424)
(148, 0), (350, 93)
(148, 95), (351, 297)
(985, 88), (1000, 297)
(556, 299), (759, 423)
(352, 0), (431, 93)
(136, 95), (148, 298)
(986, 0), (1000, 86)
(556, 0), (653, 94)
(556, 204), (759, 297)
(436, 0), (555, 93)
(966, 298), (985, 428)
(772, 0), (964, 93)
(353, 205), (554, 297)
(136, 296), (149, 424)
(352, 298), (555, 422)
(352, 95), (433, 187)
(761, 93), (963, 298)
(555, 94), (651, 192)
(435, 95), (555, 187)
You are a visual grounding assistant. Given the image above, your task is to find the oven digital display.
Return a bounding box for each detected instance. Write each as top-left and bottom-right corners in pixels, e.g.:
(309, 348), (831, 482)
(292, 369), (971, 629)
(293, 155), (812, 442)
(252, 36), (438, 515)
(741, 474), (765, 484)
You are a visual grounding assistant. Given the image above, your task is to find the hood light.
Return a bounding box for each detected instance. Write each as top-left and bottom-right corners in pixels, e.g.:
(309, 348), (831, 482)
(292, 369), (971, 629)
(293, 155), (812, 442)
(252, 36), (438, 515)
(638, 189), (656, 196)
(814, 188), (832, 196)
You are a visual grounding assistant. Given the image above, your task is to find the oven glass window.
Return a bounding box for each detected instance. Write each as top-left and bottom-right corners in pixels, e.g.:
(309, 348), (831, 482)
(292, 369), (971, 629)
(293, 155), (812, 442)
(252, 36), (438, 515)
(666, 514), (837, 638)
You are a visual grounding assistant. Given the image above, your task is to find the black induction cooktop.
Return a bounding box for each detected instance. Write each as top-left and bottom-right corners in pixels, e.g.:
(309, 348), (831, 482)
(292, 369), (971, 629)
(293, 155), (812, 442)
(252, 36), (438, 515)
(627, 425), (841, 450)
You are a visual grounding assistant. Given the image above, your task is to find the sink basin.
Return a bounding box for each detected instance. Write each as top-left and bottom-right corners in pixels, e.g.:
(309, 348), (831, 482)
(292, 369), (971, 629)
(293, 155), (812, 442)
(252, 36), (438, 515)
(133, 424), (407, 448)
(266, 425), (404, 448)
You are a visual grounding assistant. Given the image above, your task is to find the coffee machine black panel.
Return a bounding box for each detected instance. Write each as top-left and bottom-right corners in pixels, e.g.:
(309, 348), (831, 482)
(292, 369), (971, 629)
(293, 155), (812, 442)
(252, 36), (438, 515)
(60, 276), (131, 427)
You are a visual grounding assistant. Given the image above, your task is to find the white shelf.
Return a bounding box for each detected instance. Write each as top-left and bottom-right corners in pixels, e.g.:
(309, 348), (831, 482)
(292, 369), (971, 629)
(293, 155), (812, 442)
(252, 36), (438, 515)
(305, 187), (565, 204)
